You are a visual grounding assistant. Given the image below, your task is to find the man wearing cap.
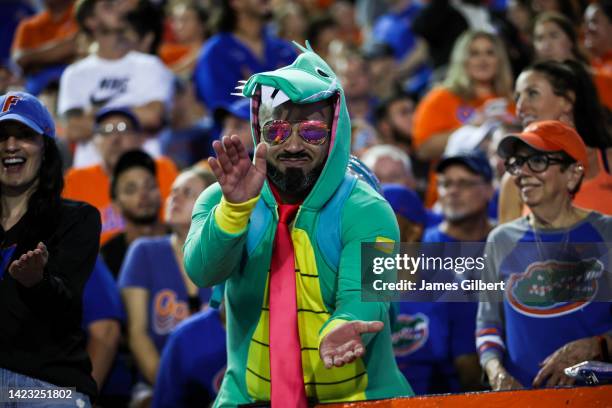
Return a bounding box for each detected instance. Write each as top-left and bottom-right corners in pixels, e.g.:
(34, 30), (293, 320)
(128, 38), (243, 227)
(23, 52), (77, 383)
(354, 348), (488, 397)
(424, 150), (495, 243)
(382, 183), (427, 243)
(389, 150), (493, 395)
(477, 120), (612, 390)
(63, 107), (177, 245)
(101, 149), (166, 278)
(0, 92), (100, 406)
(216, 98), (253, 154)
(184, 46), (412, 407)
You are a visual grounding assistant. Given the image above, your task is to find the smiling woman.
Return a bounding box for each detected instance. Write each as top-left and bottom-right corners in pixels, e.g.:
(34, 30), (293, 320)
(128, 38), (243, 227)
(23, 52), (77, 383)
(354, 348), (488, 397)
(0, 92), (101, 407)
(0, 122), (43, 196)
(411, 30), (515, 206)
(498, 60), (612, 221)
(478, 120), (612, 392)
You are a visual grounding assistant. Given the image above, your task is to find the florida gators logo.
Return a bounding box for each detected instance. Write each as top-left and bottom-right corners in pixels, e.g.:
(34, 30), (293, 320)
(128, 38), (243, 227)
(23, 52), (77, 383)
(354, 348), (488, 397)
(2, 95), (21, 113)
(456, 106), (476, 123)
(392, 313), (429, 356)
(506, 258), (602, 317)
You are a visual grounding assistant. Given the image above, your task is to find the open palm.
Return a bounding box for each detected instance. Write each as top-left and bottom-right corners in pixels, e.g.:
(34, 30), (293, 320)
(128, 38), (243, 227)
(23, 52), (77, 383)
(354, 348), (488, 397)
(319, 320), (384, 369)
(208, 135), (267, 203)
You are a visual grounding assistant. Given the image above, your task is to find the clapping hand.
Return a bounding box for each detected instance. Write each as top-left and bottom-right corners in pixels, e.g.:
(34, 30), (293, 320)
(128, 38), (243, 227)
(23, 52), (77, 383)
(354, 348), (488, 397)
(8, 242), (49, 288)
(319, 321), (384, 369)
(208, 135), (268, 203)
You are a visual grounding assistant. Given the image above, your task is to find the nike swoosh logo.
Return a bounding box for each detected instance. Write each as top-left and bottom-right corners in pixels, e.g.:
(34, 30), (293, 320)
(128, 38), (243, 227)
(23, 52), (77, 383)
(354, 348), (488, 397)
(90, 93), (118, 107)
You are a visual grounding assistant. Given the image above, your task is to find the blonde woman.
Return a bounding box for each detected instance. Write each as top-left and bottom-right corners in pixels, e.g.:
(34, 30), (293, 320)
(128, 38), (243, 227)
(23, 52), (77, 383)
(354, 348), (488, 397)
(411, 30), (515, 205)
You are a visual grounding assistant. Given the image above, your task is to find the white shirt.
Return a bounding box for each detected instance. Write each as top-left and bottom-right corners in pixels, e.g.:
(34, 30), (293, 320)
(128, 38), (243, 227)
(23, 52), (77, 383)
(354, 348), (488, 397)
(58, 51), (174, 168)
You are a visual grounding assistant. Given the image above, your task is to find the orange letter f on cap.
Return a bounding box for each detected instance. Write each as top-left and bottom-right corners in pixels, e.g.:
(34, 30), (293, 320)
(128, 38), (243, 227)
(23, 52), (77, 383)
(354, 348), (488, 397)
(2, 95), (21, 113)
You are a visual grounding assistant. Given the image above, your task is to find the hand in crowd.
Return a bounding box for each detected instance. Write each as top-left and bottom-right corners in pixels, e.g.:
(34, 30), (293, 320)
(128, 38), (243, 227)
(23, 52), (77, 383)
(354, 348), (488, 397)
(533, 337), (601, 388)
(485, 359), (523, 391)
(8, 242), (49, 288)
(209, 135), (267, 203)
(319, 320), (384, 369)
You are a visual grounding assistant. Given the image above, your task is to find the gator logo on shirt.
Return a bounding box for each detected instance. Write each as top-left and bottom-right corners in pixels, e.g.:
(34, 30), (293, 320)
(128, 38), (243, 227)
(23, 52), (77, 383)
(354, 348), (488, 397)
(456, 106), (476, 124)
(506, 259), (602, 317)
(392, 313), (429, 356)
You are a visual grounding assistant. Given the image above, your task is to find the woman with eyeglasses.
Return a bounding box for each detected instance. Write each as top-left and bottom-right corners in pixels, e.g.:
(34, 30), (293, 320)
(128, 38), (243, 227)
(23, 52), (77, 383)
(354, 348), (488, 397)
(477, 120), (612, 391)
(498, 60), (612, 222)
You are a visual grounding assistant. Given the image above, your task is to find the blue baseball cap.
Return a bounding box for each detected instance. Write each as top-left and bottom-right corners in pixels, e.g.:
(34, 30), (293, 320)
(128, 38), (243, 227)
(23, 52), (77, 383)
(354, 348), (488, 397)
(436, 149), (493, 182)
(382, 183), (427, 225)
(0, 91), (55, 137)
(214, 98), (251, 122)
(95, 106), (141, 131)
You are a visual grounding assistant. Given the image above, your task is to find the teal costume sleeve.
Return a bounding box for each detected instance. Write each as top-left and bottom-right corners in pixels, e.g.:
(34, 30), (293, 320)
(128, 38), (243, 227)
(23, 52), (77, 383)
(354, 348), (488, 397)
(322, 186), (399, 346)
(184, 183), (248, 288)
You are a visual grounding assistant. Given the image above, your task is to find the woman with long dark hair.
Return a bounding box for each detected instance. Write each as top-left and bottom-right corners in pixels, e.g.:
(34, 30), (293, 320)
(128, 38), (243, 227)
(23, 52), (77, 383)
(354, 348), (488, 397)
(0, 92), (100, 406)
(532, 11), (612, 109)
(498, 60), (612, 221)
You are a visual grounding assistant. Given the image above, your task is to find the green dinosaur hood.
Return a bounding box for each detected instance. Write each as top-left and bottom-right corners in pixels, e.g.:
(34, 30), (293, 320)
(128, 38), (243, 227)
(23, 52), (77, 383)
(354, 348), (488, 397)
(241, 42), (351, 211)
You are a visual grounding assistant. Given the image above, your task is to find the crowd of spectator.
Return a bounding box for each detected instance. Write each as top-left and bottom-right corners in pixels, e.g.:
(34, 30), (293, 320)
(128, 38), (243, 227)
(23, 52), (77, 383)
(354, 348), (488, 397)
(1, 0), (611, 406)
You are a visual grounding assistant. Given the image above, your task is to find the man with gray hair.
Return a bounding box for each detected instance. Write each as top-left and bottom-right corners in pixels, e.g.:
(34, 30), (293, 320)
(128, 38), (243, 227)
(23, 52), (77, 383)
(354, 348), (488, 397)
(360, 144), (415, 189)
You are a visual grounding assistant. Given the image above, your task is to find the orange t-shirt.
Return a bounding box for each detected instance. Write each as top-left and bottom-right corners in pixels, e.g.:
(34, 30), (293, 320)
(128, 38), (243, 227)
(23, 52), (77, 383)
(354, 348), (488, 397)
(62, 157), (179, 245)
(593, 69), (612, 111)
(412, 86), (514, 207)
(573, 149), (612, 215)
(12, 5), (77, 52)
(591, 51), (612, 76)
(159, 43), (192, 67)
(412, 86), (514, 148)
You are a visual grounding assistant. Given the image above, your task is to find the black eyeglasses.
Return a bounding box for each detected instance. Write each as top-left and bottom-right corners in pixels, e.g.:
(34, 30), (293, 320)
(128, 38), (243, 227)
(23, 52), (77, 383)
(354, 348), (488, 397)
(505, 154), (571, 175)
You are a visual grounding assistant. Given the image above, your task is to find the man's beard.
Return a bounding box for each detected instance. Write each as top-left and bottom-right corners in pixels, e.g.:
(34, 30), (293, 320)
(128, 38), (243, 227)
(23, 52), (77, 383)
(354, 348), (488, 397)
(267, 158), (325, 198)
(390, 123), (411, 145)
(122, 208), (159, 226)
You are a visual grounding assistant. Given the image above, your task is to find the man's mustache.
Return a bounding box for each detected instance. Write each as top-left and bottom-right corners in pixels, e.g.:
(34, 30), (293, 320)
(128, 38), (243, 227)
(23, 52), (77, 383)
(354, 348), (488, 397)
(277, 152), (312, 160)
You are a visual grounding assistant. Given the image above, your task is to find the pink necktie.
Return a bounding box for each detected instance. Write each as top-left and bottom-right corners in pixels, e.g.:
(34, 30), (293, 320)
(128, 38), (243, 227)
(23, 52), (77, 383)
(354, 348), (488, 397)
(269, 203), (308, 408)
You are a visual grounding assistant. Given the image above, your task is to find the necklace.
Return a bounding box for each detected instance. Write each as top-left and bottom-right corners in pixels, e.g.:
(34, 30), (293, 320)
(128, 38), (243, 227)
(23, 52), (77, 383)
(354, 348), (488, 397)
(528, 209), (577, 261)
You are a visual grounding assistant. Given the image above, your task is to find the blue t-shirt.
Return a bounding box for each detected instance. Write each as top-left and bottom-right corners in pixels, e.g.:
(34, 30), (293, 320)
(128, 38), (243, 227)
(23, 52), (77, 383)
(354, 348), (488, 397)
(392, 226), (477, 394)
(477, 212), (612, 387)
(193, 31), (296, 111)
(82, 257), (132, 397)
(422, 227), (458, 243)
(392, 301), (477, 394)
(118, 236), (211, 353)
(371, 4), (421, 61)
(82, 257), (124, 327)
(0, 0), (35, 62)
(370, 3), (432, 94)
(152, 308), (227, 408)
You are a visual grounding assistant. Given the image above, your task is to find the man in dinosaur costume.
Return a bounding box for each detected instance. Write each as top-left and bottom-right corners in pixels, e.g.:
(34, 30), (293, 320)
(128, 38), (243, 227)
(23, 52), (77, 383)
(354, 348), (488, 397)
(184, 44), (413, 407)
